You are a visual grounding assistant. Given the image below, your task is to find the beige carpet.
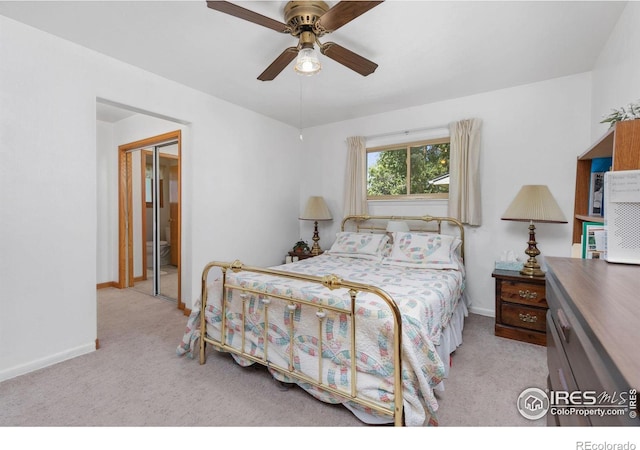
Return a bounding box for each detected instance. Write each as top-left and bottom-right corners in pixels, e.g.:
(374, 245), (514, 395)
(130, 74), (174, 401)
(0, 286), (548, 428)
(136, 265), (179, 300)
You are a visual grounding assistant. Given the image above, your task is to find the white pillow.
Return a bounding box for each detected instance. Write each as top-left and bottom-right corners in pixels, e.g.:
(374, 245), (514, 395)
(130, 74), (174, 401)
(382, 232), (461, 269)
(327, 232), (389, 260)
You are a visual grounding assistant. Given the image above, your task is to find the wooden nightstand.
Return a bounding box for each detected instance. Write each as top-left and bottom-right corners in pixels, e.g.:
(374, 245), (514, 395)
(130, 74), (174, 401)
(286, 251), (322, 262)
(492, 269), (547, 346)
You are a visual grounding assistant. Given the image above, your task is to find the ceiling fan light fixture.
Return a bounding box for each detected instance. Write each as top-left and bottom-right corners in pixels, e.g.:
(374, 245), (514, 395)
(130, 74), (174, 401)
(294, 47), (321, 76)
(207, 1), (382, 81)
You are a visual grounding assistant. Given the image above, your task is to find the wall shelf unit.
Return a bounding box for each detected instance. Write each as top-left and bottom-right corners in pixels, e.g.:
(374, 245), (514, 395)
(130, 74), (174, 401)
(572, 119), (640, 244)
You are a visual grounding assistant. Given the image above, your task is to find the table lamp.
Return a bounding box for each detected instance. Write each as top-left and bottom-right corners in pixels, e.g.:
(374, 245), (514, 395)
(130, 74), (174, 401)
(300, 196), (332, 255)
(501, 185), (567, 277)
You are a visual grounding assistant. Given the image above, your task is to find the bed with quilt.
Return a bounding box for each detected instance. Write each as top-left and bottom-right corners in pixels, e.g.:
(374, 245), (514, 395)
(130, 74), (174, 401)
(177, 215), (468, 426)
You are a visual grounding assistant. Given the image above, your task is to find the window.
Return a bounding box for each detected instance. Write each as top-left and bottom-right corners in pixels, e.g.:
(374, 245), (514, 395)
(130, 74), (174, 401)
(367, 138), (450, 199)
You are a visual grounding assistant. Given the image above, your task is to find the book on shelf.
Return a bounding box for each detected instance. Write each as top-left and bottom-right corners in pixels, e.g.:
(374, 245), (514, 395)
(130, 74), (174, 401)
(587, 157), (612, 217)
(582, 221), (606, 260)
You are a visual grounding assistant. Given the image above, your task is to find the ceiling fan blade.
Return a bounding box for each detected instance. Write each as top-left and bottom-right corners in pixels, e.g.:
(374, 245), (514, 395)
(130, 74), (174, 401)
(320, 42), (378, 77)
(316, 1), (384, 32)
(257, 47), (299, 81)
(206, 1), (289, 33)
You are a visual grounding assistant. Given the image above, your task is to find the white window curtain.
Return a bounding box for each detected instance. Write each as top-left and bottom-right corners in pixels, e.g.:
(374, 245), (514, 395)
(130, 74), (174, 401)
(448, 118), (482, 226)
(343, 136), (369, 217)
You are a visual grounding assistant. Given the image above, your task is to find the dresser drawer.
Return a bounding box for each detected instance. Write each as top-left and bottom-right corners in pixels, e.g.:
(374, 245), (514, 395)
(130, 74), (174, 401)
(499, 280), (547, 308)
(547, 310), (591, 426)
(547, 278), (597, 390)
(501, 303), (546, 332)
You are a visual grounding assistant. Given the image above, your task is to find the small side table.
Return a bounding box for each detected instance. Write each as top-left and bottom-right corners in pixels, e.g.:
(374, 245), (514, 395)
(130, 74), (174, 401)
(286, 251), (322, 263)
(492, 269), (547, 346)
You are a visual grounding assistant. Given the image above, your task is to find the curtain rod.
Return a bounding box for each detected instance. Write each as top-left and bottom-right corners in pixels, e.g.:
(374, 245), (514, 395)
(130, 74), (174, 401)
(364, 124), (449, 141)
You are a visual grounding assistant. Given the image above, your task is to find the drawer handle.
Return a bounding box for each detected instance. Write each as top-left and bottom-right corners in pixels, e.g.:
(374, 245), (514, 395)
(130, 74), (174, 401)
(518, 289), (538, 299)
(557, 308), (571, 343)
(519, 313), (538, 323)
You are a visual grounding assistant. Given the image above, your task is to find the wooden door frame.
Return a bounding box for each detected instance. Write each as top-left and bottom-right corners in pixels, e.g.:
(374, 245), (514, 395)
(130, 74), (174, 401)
(140, 150), (151, 281)
(118, 130), (183, 310)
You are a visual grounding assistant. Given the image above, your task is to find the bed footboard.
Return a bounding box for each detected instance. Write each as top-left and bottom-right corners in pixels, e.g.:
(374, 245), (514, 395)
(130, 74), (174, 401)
(199, 259), (404, 426)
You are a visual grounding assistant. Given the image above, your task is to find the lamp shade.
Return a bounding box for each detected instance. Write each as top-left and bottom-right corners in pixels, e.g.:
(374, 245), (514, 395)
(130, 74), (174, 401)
(300, 196), (332, 221)
(386, 220), (410, 232)
(501, 185), (567, 223)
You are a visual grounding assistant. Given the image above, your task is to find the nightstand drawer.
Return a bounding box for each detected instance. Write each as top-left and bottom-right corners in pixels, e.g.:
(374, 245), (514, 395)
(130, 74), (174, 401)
(501, 303), (546, 332)
(493, 270), (547, 345)
(499, 280), (546, 308)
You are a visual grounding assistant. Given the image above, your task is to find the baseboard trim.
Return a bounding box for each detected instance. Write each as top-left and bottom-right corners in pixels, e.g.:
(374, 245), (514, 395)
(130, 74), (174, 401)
(468, 305), (495, 317)
(96, 281), (118, 289)
(0, 342), (96, 382)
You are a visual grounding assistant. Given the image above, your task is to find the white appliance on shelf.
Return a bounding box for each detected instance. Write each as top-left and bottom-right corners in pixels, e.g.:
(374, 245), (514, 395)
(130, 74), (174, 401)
(604, 169), (640, 265)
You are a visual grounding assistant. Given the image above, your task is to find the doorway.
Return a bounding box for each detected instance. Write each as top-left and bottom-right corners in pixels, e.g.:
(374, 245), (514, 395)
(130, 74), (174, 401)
(118, 130), (183, 309)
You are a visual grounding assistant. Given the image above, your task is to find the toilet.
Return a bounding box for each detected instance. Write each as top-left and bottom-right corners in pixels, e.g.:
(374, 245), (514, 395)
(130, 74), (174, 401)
(146, 226), (172, 267)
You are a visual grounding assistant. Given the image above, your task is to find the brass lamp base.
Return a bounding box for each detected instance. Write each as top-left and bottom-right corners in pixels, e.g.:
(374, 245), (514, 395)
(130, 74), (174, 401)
(520, 261), (545, 278)
(310, 220), (323, 255)
(520, 222), (545, 278)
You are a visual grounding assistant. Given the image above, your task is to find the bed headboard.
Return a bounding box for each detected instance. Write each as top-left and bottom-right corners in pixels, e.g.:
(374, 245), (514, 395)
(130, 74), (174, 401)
(341, 215), (465, 261)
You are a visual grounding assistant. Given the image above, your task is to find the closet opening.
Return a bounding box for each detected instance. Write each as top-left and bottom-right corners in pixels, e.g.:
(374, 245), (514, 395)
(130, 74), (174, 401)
(118, 130), (182, 308)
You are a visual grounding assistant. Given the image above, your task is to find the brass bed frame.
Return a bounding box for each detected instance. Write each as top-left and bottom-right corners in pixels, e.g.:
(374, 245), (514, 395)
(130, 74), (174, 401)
(198, 215), (464, 427)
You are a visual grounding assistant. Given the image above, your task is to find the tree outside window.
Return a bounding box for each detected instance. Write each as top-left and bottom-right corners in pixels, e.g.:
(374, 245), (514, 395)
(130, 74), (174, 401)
(367, 138), (450, 199)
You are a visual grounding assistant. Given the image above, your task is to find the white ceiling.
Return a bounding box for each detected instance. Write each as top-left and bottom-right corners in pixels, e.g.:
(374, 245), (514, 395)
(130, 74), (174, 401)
(0, 1), (627, 127)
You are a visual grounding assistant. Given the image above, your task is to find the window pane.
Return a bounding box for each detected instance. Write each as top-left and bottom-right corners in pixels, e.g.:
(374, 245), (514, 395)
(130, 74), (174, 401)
(367, 148), (407, 196)
(409, 143), (450, 194)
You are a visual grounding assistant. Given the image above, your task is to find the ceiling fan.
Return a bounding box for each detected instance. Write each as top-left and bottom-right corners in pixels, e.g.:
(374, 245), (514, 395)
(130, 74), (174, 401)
(206, 1), (384, 81)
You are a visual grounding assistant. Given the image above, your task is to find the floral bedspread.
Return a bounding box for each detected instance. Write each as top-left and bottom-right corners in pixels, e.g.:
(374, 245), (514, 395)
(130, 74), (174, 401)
(177, 254), (465, 426)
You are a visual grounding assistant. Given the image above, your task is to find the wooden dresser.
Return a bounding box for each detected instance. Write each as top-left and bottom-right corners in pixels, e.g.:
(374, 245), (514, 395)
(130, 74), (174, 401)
(546, 257), (640, 426)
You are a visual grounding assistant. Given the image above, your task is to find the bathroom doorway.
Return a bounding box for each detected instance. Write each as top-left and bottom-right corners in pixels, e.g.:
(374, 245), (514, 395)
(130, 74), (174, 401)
(118, 130), (182, 308)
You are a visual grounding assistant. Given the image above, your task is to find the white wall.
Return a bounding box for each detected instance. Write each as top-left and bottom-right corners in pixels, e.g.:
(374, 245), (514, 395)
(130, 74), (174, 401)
(0, 16), (301, 381)
(591, 1), (640, 139)
(300, 73), (592, 316)
(97, 120), (116, 283)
